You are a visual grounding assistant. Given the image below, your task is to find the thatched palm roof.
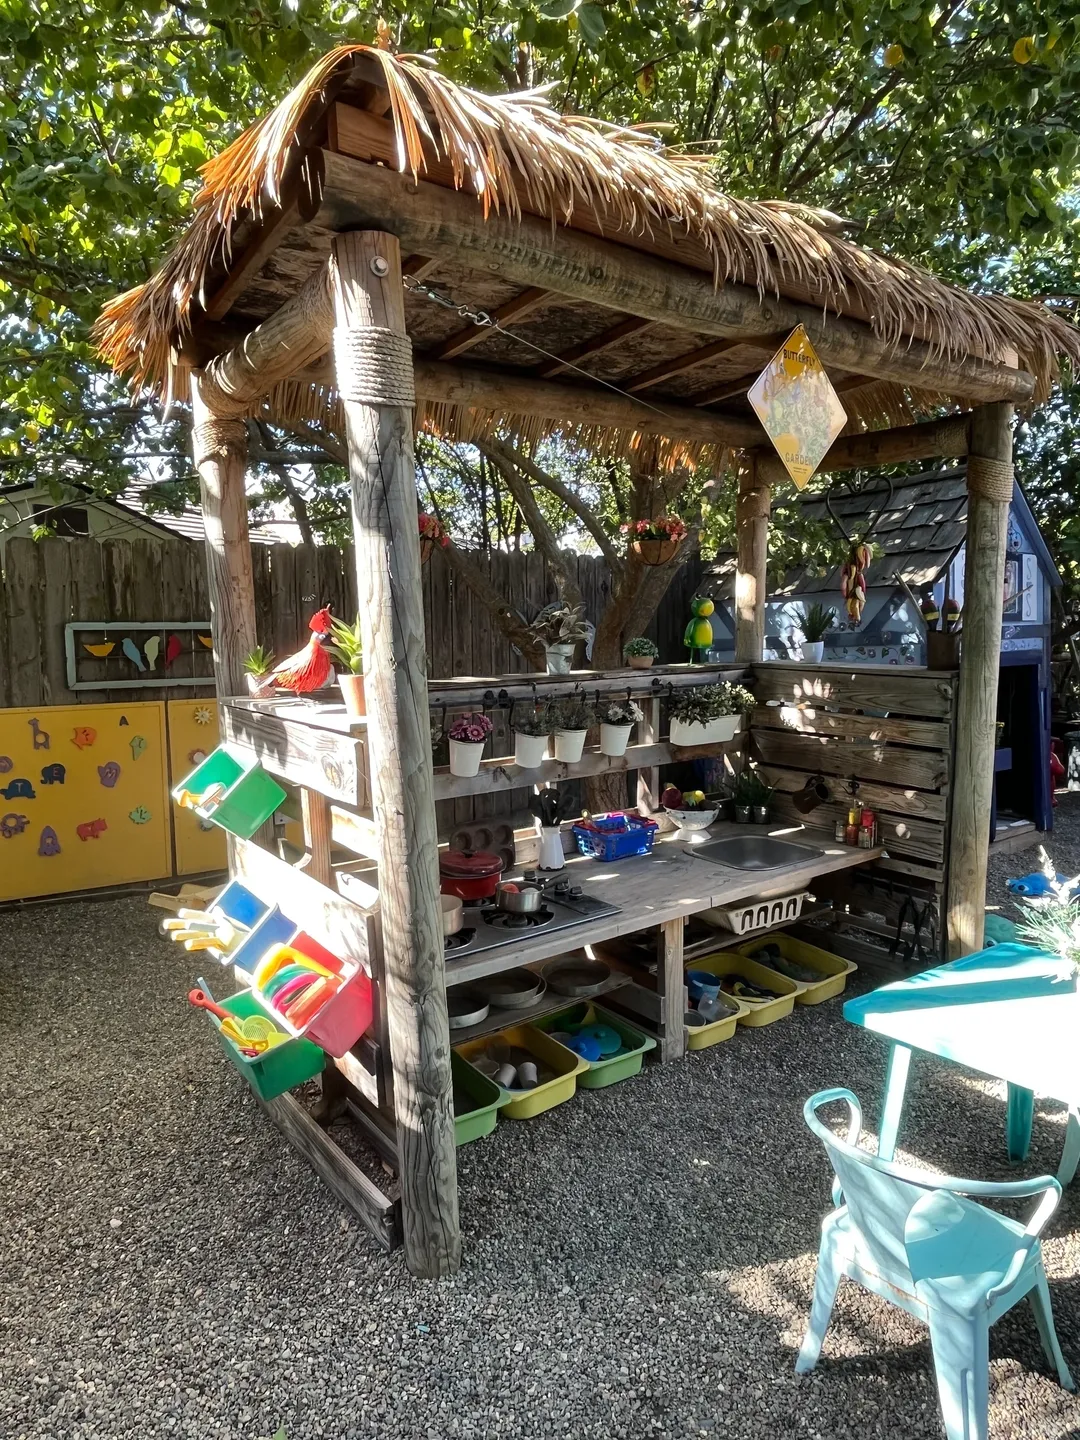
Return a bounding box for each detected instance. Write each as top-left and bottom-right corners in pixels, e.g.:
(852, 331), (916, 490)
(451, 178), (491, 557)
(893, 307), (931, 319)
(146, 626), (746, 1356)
(96, 45), (1080, 462)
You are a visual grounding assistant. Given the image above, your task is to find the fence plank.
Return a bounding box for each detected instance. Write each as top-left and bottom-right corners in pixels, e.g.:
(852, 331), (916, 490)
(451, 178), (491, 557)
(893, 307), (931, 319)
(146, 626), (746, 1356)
(4, 539), (46, 706)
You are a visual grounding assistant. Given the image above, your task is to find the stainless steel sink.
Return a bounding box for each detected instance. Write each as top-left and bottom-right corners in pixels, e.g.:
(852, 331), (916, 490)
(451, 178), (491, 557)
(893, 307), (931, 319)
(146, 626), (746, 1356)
(690, 836), (824, 870)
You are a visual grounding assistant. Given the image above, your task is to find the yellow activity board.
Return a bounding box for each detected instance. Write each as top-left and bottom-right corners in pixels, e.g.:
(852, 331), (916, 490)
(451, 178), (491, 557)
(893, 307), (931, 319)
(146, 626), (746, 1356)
(0, 703), (172, 900)
(166, 699), (228, 876)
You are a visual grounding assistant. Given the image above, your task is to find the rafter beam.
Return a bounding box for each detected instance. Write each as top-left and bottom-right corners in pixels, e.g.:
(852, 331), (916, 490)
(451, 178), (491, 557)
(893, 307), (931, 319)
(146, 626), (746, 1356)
(535, 315), (657, 378)
(315, 150), (1035, 405)
(426, 286), (552, 361)
(622, 333), (786, 394)
(756, 413), (971, 481)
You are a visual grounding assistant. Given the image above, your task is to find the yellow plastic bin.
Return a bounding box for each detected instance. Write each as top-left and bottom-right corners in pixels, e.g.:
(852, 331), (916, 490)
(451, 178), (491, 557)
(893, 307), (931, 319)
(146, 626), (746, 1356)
(688, 952), (799, 1028)
(685, 989), (748, 1050)
(455, 1024), (587, 1121)
(736, 932), (857, 1005)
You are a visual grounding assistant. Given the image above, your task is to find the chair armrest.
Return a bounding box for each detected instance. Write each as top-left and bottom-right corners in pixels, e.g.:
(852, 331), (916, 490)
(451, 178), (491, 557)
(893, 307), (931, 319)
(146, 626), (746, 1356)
(985, 1180), (1062, 1303)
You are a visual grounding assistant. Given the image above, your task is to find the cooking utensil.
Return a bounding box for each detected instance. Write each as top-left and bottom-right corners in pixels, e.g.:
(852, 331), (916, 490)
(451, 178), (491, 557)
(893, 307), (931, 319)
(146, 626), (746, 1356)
(477, 969), (546, 1009)
(494, 881), (543, 914)
(187, 987), (232, 1023)
(440, 894), (464, 936)
(447, 987), (490, 1029)
(439, 849), (504, 901)
(542, 956), (611, 997)
(527, 787), (579, 829)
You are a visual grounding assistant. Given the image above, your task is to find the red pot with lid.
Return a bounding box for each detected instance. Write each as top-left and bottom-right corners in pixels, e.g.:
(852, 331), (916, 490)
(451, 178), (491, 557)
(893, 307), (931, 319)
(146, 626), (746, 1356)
(439, 849), (504, 901)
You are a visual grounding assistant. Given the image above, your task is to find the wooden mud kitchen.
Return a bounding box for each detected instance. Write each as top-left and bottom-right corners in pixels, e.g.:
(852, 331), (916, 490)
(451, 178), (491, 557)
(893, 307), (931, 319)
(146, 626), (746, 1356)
(97, 47), (1080, 1275)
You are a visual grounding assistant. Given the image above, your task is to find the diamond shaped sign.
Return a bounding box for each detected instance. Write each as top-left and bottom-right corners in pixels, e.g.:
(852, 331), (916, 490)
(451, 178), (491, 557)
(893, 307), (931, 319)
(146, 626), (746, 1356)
(748, 325), (847, 490)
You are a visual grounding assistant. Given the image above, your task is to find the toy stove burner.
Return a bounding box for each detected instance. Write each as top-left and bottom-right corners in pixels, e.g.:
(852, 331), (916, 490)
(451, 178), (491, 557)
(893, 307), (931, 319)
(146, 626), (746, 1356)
(479, 906), (555, 931)
(444, 927), (476, 952)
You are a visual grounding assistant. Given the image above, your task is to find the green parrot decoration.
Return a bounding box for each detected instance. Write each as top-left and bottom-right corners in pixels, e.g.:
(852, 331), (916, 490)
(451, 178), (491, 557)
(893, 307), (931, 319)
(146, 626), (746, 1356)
(684, 595), (715, 664)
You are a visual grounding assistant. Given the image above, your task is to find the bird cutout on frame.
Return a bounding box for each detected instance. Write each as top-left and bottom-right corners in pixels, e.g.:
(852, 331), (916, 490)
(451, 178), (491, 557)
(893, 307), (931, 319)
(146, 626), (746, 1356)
(163, 634), (183, 668)
(0, 756), (12, 774)
(197, 635), (214, 649)
(97, 761), (121, 788)
(121, 637), (146, 672)
(748, 325), (847, 490)
(71, 727), (96, 749)
(143, 635), (161, 671)
(1, 813), (28, 838)
(0, 778), (34, 801)
(193, 706), (212, 726)
(40, 764), (65, 786)
(83, 642), (115, 658)
(28, 718), (50, 750)
(129, 806), (151, 825)
(76, 818), (107, 841)
(38, 826), (61, 856)
(129, 735), (147, 761)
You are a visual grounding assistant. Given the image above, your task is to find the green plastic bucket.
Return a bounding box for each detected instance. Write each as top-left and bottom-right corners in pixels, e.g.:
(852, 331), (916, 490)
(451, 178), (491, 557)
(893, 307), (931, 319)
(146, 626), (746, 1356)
(534, 1002), (656, 1088)
(452, 1050), (509, 1145)
(210, 990), (325, 1102)
(173, 743), (287, 839)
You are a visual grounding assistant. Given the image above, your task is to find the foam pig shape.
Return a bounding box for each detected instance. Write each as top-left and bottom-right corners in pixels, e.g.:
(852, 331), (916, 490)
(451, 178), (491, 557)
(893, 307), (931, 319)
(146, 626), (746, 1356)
(97, 761), (121, 788)
(38, 826), (61, 856)
(76, 818), (107, 841)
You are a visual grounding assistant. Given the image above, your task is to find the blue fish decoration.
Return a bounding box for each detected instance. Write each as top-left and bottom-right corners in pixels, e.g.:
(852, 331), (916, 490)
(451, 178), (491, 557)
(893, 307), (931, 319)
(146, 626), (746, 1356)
(121, 637), (146, 672)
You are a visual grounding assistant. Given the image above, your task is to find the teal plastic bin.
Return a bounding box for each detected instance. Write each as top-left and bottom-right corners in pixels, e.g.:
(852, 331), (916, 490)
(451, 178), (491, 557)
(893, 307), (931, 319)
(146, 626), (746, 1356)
(173, 743), (287, 839)
(534, 1002), (656, 1088)
(452, 1050), (510, 1145)
(210, 990), (325, 1102)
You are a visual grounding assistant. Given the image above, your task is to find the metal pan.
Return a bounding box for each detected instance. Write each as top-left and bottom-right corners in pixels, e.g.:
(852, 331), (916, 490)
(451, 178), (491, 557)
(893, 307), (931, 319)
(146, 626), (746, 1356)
(477, 968), (546, 1009)
(494, 882), (544, 914)
(543, 956), (611, 998)
(441, 894), (464, 936)
(447, 987), (489, 1029)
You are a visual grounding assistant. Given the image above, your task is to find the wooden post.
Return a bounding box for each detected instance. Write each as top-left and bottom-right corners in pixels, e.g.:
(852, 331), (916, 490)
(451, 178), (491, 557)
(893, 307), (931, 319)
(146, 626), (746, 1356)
(947, 403), (1014, 957)
(190, 374), (256, 695)
(659, 917), (687, 1061)
(331, 230), (460, 1278)
(735, 454), (771, 663)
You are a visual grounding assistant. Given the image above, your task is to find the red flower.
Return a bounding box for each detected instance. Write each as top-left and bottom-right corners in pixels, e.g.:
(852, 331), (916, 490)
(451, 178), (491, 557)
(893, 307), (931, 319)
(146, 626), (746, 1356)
(419, 513), (450, 547)
(622, 515), (687, 543)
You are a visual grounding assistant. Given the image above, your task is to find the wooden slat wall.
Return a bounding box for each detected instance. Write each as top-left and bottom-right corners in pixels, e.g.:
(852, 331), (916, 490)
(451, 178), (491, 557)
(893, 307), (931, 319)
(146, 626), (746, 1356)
(749, 662), (957, 964)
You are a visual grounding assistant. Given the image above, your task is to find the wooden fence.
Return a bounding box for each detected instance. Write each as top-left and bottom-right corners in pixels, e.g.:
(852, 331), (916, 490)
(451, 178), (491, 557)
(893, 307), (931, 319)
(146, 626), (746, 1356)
(0, 534), (702, 705)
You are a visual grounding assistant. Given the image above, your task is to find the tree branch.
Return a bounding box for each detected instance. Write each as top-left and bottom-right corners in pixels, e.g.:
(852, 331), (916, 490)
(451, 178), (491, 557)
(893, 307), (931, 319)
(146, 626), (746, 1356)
(478, 441), (584, 610)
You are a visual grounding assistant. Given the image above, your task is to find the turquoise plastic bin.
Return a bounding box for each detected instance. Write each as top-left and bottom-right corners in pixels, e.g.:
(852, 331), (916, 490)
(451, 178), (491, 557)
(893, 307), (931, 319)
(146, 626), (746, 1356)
(534, 1002), (656, 1088)
(173, 743), (286, 839)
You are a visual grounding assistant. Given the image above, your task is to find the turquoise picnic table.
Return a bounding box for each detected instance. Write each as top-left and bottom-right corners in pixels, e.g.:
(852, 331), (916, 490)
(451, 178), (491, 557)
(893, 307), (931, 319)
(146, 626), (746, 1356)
(843, 944), (1080, 1182)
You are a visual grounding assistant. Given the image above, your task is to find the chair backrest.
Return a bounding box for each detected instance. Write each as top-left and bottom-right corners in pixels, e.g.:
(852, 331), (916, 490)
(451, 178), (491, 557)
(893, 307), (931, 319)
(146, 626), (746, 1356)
(803, 1088), (932, 1281)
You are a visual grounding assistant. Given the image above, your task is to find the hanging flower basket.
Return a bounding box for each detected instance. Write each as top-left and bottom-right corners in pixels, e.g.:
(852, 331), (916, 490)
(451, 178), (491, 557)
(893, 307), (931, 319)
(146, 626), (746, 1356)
(418, 513), (449, 566)
(631, 538), (680, 567)
(622, 516), (688, 567)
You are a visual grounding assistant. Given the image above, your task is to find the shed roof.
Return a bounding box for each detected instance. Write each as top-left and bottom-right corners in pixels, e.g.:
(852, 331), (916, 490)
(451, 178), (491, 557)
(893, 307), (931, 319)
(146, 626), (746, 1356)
(96, 46), (1080, 466)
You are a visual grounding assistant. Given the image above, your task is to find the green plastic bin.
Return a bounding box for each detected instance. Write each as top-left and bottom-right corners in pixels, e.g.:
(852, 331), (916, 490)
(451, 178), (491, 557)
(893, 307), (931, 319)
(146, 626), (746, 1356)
(173, 743), (287, 839)
(534, 1002), (656, 1088)
(209, 989), (325, 1101)
(452, 1050), (510, 1145)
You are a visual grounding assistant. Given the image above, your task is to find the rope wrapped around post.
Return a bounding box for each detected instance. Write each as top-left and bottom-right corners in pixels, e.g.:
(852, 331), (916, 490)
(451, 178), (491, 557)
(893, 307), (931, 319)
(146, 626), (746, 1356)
(191, 414), (247, 468)
(967, 454), (1014, 505)
(333, 327), (416, 409)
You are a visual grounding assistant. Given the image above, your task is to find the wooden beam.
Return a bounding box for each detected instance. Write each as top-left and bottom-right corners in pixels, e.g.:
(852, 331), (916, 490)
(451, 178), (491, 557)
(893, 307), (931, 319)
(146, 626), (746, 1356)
(621, 337), (750, 393)
(426, 286), (552, 361)
(535, 315), (657, 378)
(402, 254), (439, 280)
(189, 376), (256, 695)
(756, 413), (971, 482)
(315, 149), (1036, 405)
(735, 455), (770, 662)
(947, 403), (1014, 957)
(331, 231), (460, 1279)
(659, 918), (687, 1062)
(693, 371), (759, 407)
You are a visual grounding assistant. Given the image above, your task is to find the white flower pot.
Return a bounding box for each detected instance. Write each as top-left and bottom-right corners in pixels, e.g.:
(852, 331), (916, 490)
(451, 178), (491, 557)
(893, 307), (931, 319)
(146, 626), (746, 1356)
(553, 728), (587, 763)
(669, 714), (740, 747)
(448, 738), (485, 776)
(801, 640), (825, 663)
(537, 823), (565, 870)
(545, 643), (575, 675)
(600, 722), (633, 757)
(514, 731), (549, 769)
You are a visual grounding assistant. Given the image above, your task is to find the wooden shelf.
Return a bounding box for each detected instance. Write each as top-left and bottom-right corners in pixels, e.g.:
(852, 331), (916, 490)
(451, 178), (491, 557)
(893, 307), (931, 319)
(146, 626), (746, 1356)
(427, 664), (747, 708)
(447, 971), (630, 1044)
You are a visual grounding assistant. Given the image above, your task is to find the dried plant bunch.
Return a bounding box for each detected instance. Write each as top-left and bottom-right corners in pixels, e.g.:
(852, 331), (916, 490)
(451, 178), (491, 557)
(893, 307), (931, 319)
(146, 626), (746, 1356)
(550, 697), (596, 732)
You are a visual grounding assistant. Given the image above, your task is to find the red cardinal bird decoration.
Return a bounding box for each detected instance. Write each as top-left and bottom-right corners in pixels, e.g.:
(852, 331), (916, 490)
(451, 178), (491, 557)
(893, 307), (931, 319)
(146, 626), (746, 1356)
(257, 608), (334, 696)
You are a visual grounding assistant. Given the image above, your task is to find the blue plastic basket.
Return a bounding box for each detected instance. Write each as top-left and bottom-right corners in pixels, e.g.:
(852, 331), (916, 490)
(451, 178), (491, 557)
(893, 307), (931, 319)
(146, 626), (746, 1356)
(572, 812), (658, 862)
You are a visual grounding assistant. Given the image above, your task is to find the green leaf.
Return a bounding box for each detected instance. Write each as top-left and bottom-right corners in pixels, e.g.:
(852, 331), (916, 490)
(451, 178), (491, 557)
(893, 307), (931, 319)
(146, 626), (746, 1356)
(576, 4), (606, 45)
(540, 0), (578, 17)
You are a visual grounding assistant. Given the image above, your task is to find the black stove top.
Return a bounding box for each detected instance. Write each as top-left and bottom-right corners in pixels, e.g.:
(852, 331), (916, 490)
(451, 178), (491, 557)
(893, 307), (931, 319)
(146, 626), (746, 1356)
(443, 870), (621, 960)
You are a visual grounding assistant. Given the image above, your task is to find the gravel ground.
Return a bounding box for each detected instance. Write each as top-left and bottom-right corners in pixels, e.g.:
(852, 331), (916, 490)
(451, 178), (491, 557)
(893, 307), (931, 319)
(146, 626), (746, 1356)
(4, 805), (1080, 1440)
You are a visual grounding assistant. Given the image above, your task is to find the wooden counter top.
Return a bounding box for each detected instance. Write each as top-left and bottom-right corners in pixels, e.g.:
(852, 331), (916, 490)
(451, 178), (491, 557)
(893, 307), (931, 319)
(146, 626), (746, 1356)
(444, 822), (880, 986)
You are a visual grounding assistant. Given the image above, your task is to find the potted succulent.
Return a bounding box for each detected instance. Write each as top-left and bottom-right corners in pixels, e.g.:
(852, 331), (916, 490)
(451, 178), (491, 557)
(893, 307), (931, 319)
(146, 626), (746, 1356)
(731, 769), (775, 823)
(668, 681), (755, 747)
(621, 515), (688, 567)
(446, 712), (494, 776)
(797, 603), (836, 664)
(328, 614), (366, 721)
(528, 602), (590, 674)
(549, 696), (595, 763)
(623, 636), (659, 670)
(242, 644), (275, 695)
(418, 512), (449, 563)
(596, 697), (644, 757)
(512, 706), (551, 769)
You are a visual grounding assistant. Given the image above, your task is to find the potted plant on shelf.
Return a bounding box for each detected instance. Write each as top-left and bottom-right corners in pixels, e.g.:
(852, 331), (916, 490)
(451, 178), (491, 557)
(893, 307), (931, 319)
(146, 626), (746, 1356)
(623, 636), (659, 669)
(528, 602), (590, 674)
(328, 614), (366, 721)
(622, 515), (688, 567)
(549, 696), (595, 763)
(512, 707), (551, 769)
(446, 712), (494, 776)
(242, 645), (275, 695)
(418, 512), (449, 563)
(796, 603), (836, 664)
(596, 697), (644, 757)
(668, 681), (755, 747)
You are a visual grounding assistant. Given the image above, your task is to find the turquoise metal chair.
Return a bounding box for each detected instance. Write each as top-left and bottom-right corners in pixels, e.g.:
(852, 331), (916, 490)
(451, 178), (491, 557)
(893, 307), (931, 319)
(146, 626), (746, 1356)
(798, 1089), (1074, 1440)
